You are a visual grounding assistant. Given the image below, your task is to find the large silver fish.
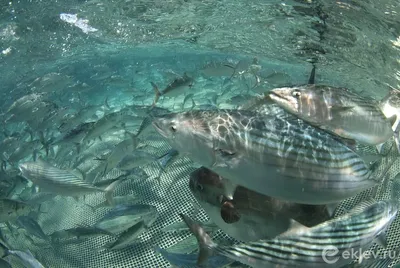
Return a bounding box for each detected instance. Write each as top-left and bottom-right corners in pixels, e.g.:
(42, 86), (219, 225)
(180, 199), (398, 268)
(18, 158), (119, 204)
(268, 84), (394, 147)
(189, 167), (330, 242)
(152, 109), (387, 205)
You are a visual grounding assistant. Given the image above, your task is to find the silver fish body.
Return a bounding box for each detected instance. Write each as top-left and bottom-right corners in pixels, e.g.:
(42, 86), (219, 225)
(16, 216), (48, 241)
(181, 199), (398, 268)
(152, 109), (379, 205)
(189, 167), (330, 242)
(116, 150), (157, 171)
(95, 204), (158, 234)
(104, 220), (149, 251)
(18, 159), (111, 198)
(269, 85), (393, 146)
(6, 249), (45, 268)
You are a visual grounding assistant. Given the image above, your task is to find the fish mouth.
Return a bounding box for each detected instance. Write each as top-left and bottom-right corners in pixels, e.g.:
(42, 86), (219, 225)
(151, 119), (168, 138)
(269, 88), (290, 102)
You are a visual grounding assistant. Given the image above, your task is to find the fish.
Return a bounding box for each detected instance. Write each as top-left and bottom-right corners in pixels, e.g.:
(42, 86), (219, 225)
(0, 199), (30, 222)
(50, 226), (114, 243)
(152, 109), (389, 205)
(53, 122), (95, 146)
(95, 134), (137, 176)
(155, 246), (233, 268)
(0, 242), (45, 268)
(81, 111), (126, 142)
(16, 216), (49, 241)
(6, 93), (46, 115)
(268, 67), (394, 147)
(87, 193), (142, 212)
(18, 158), (120, 204)
(157, 148), (180, 171)
(189, 167), (331, 241)
(180, 198), (398, 268)
(94, 204), (158, 234)
(151, 72), (194, 106)
(116, 150), (158, 171)
(102, 220), (149, 251)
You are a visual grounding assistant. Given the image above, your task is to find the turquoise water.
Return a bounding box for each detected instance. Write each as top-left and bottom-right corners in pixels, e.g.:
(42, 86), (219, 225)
(0, 0), (399, 267)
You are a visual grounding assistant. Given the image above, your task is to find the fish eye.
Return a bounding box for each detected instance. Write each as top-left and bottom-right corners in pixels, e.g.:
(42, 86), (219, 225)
(292, 91), (301, 98)
(170, 125), (177, 132)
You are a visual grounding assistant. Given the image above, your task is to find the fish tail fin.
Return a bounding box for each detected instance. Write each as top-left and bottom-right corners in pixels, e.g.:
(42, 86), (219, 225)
(308, 64), (316, 84)
(104, 97), (111, 110)
(104, 179), (125, 206)
(150, 82), (161, 107)
(179, 213), (216, 265)
(125, 130), (139, 149)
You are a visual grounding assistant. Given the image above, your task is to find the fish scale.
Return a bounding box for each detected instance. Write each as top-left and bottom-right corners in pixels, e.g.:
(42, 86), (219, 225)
(152, 108), (384, 204)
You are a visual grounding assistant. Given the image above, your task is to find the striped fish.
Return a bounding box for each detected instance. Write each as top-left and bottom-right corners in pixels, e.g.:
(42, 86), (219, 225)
(18, 158), (120, 203)
(180, 199), (398, 268)
(152, 109), (390, 204)
(268, 85), (394, 147)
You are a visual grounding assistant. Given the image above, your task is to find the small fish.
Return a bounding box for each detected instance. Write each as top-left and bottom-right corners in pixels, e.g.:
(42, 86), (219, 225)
(151, 73), (194, 106)
(87, 193), (142, 212)
(157, 149), (180, 170)
(50, 226), (114, 243)
(155, 246), (233, 268)
(116, 150), (158, 171)
(19, 158), (120, 204)
(95, 204), (158, 234)
(82, 111), (125, 143)
(189, 167), (331, 241)
(0, 242), (45, 268)
(96, 134), (137, 176)
(16, 216), (48, 241)
(0, 199), (30, 222)
(53, 122), (95, 146)
(180, 199), (398, 268)
(6, 93), (46, 115)
(102, 220), (149, 251)
(152, 109), (391, 205)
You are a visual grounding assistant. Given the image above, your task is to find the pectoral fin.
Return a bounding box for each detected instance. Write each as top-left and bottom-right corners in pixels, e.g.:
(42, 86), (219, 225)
(220, 201), (241, 224)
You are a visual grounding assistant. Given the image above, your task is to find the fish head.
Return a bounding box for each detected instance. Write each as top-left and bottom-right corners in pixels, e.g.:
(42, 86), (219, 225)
(152, 111), (217, 166)
(189, 167), (225, 206)
(383, 200), (399, 224)
(18, 162), (31, 178)
(269, 85), (325, 119)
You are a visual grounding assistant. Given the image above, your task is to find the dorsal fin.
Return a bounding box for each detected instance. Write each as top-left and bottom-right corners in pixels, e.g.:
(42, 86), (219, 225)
(308, 64), (316, 85)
